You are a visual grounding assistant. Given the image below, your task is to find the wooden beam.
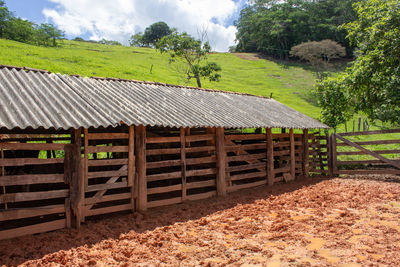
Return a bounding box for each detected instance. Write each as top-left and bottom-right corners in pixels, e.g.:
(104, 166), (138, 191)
(83, 128), (89, 191)
(302, 129), (309, 178)
(0, 143), (66, 150)
(206, 127), (216, 146)
(0, 219), (66, 241)
(1, 148), (6, 209)
(70, 128), (83, 229)
(338, 129), (400, 136)
(215, 127), (226, 197)
(185, 127), (190, 147)
(180, 127), (187, 201)
(135, 125), (147, 211)
(128, 126), (135, 211)
(328, 133), (333, 177)
(289, 129), (296, 181)
(266, 128), (274, 186)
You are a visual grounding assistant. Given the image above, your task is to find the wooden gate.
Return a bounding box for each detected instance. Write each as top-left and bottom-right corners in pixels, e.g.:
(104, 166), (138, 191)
(81, 127), (135, 221)
(0, 132), (71, 240)
(225, 131), (267, 192)
(330, 129), (400, 176)
(308, 132), (329, 177)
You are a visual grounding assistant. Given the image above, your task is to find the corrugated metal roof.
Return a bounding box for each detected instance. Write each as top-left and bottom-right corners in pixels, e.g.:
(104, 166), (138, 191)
(0, 65), (328, 130)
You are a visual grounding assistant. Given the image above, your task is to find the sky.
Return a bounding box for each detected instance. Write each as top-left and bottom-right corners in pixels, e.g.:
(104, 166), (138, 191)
(4, 0), (247, 52)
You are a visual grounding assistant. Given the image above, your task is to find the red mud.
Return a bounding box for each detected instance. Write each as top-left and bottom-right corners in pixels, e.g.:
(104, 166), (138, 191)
(1, 176), (400, 266)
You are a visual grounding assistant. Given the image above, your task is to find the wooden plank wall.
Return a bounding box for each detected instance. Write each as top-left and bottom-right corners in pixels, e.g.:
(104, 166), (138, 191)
(0, 126), (326, 240)
(0, 132), (70, 240)
(146, 127), (217, 208)
(271, 132), (306, 182)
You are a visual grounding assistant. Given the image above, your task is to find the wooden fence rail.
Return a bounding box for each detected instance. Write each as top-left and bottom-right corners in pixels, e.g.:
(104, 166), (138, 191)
(330, 129), (400, 176)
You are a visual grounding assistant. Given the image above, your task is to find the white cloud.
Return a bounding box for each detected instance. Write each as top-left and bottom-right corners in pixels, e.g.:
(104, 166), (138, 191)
(43, 0), (242, 52)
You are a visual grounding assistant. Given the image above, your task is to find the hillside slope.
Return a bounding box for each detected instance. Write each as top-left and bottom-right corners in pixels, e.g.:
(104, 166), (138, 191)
(0, 39), (319, 118)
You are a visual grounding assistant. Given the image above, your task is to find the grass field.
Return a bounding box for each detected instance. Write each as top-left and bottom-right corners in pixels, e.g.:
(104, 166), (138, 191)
(2, 38), (400, 162)
(0, 39), (318, 118)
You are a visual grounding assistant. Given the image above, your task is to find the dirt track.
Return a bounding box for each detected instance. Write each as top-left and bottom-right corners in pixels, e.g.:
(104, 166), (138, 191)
(1, 176), (400, 266)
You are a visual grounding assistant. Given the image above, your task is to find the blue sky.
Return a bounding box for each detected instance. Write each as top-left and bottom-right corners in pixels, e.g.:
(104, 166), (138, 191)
(4, 0), (245, 51)
(4, 0), (53, 23)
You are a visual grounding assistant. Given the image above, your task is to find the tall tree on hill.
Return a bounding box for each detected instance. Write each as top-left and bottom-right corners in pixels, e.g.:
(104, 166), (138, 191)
(142, 21), (172, 47)
(0, 0), (11, 37)
(36, 23), (64, 47)
(234, 0), (358, 58)
(157, 31), (221, 88)
(316, 0), (400, 128)
(3, 18), (35, 43)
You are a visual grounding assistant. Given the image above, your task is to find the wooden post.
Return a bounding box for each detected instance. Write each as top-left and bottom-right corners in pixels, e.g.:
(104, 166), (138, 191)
(266, 128), (274, 186)
(290, 129), (295, 180)
(302, 129), (309, 178)
(83, 128), (89, 191)
(135, 125), (147, 211)
(64, 144), (73, 228)
(180, 127), (187, 201)
(327, 132), (332, 177)
(215, 127), (227, 196)
(128, 126), (135, 211)
(331, 133), (338, 177)
(70, 128), (83, 229)
(1, 148), (7, 210)
(185, 127), (190, 147)
(206, 127), (216, 146)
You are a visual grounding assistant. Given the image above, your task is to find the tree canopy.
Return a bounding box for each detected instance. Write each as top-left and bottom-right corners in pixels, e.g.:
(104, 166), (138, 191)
(142, 21), (172, 47)
(316, 0), (400, 128)
(157, 31), (221, 88)
(234, 0), (358, 58)
(0, 1), (64, 46)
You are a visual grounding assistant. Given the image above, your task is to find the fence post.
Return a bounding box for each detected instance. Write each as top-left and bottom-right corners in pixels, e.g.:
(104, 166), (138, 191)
(331, 133), (338, 177)
(128, 126), (136, 212)
(302, 129), (309, 178)
(216, 127), (227, 196)
(266, 128), (274, 186)
(180, 127), (187, 201)
(63, 144), (73, 228)
(289, 129), (295, 180)
(69, 128), (83, 229)
(327, 133), (333, 177)
(135, 125), (147, 212)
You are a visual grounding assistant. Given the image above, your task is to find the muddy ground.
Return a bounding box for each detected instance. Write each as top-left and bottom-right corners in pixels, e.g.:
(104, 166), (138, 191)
(1, 176), (399, 266)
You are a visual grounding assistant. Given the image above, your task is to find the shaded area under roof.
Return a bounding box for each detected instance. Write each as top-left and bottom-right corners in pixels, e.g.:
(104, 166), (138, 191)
(0, 65), (328, 130)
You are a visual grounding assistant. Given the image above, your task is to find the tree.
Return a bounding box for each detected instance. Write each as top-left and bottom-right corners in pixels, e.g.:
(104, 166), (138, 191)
(234, 0), (358, 58)
(129, 32), (146, 47)
(290, 40), (346, 79)
(142, 21), (171, 47)
(3, 18), (35, 43)
(316, 0), (400, 128)
(0, 0), (11, 37)
(36, 23), (64, 47)
(157, 31), (221, 88)
(98, 39), (121, 46)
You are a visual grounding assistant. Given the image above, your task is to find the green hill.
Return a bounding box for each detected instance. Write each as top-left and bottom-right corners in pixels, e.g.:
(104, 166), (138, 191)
(0, 39), (320, 118)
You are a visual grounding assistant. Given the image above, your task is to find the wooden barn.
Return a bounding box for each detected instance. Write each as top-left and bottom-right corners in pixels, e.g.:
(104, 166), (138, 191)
(0, 65), (329, 240)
